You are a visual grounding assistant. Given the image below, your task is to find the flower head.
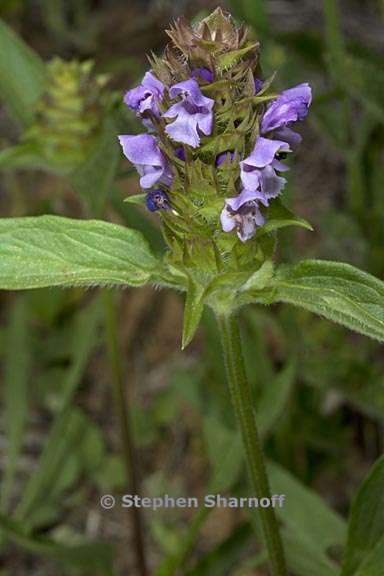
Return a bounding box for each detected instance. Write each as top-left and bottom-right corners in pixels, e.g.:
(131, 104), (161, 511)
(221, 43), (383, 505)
(124, 72), (165, 121)
(164, 79), (214, 148)
(118, 8), (312, 270)
(118, 134), (172, 189)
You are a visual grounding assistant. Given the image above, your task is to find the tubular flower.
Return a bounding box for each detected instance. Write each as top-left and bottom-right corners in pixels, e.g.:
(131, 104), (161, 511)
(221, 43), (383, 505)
(164, 79), (215, 148)
(221, 189), (265, 242)
(118, 8), (312, 274)
(118, 134), (172, 189)
(124, 71), (165, 121)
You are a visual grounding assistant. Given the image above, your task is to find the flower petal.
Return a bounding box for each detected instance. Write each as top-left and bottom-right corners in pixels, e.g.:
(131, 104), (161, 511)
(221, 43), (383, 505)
(261, 82), (312, 133)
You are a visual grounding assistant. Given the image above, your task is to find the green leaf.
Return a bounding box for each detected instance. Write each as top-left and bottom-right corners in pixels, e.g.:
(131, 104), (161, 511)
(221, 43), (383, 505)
(257, 199), (313, 237)
(257, 359), (296, 437)
(185, 523), (253, 576)
(181, 276), (205, 350)
(354, 536), (384, 576)
(15, 299), (104, 525)
(266, 462), (346, 576)
(282, 529), (339, 576)
(0, 513), (114, 575)
(0, 215), (160, 290)
(15, 407), (86, 523)
(203, 418), (243, 492)
(341, 456), (384, 576)
(0, 19), (45, 126)
(272, 259), (384, 342)
(0, 297), (31, 511)
(269, 462), (346, 552)
(241, 260), (274, 292)
(123, 193), (146, 206)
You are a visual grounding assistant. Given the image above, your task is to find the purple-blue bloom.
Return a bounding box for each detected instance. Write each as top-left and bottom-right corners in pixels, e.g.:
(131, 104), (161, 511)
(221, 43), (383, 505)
(216, 151), (234, 167)
(191, 68), (214, 83)
(124, 71), (165, 120)
(145, 189), (170, 212)
(221, 188), (265, 242)
(118, 134), (172, 189)
(240, 136), (290, 204)
(163, 79), (214, 148)
(261, 82), (312, 134)
(175, 147), (186, 161)
(254, 78), (263, 94)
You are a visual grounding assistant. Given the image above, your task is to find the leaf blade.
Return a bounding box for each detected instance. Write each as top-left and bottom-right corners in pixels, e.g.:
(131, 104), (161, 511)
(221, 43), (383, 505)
(0, 215), (160, 290)
(272, 260), (384, 342)
(0, 19), (45, 126)
(342, 456), (384, 575)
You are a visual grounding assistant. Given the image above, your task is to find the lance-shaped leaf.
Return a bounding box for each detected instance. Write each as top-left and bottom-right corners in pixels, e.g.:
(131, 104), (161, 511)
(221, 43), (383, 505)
(0, 216), (160, 290)
(0, 19), (46, 126)
(341, 456), (384, 576)
(271, 260), (384, 342)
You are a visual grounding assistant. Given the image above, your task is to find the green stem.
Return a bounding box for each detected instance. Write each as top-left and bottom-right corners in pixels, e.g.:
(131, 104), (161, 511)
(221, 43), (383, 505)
(217, 314), (287, 576)
(104, 291), (148, 576)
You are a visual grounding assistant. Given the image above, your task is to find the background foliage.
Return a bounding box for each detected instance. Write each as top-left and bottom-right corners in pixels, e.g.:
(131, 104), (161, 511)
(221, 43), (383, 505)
(0, 1), (383, 574)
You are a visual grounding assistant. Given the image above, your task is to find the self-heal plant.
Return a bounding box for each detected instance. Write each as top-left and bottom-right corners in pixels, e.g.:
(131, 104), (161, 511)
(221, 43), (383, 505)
(2, 8), (384, 576)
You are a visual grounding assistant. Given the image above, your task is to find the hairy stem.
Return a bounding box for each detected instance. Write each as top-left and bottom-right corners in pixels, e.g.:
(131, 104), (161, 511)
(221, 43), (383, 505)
(104, 291), (148, 576)
(217, 314), (287, 576)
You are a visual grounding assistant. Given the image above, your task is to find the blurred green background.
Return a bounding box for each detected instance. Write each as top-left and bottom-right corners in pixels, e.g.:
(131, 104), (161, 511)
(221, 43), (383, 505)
(0, 1), (383, 575)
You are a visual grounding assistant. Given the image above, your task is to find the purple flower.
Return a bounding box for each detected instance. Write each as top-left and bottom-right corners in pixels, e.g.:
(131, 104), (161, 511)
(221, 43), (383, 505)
(273, 126), (302, 150)
(145, 189), (170, 212)
(221, 188), (265, 242)
(240, 136), (290, 204)
(191, 68), (214, 83)
(216, 151), (234, 167)
(175, 147), (186, 161)
(163, 79), (214, 148)
(118, 134), (172, 189)
(124, 71), (165, 119)
(261, 82), (312, 134)
(254, 78), (263, 94)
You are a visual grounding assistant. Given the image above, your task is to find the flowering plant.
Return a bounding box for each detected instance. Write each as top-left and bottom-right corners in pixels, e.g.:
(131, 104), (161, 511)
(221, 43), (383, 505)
(118, 11), (312, 338)
(1, 8), (384, 576)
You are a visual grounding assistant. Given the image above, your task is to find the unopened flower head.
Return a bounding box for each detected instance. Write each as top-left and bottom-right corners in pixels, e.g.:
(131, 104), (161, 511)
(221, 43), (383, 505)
(25, 58), (110, 171)
(119, 8), (311, 272)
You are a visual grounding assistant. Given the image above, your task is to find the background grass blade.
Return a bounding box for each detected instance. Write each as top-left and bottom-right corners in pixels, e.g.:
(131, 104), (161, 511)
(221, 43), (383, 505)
(0, 296), (31, 511)
(0, 18), (45, 126)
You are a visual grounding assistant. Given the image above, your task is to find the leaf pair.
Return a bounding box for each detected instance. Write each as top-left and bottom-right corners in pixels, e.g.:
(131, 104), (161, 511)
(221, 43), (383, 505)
(1, 216), (384, 348)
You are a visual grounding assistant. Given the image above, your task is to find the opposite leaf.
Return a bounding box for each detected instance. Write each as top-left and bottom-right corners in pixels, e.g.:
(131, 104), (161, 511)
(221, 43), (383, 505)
(0, 216), (160, 290)
(272, 260), (384, 342)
